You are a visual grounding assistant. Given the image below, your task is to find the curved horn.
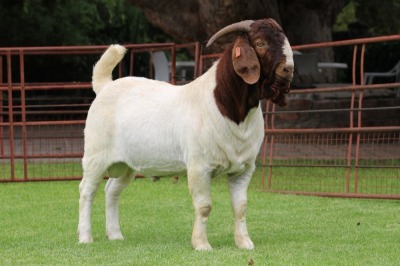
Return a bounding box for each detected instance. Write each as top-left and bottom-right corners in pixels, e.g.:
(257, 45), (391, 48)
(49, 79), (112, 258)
(206, 20), (254, 47)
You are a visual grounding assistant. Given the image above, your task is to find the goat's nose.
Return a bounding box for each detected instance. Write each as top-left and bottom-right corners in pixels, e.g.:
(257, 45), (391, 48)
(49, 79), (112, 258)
(283, 65), (294, 73)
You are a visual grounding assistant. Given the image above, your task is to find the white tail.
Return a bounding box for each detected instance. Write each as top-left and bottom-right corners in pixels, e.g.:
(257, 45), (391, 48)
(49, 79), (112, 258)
(92, 44), (127, 95)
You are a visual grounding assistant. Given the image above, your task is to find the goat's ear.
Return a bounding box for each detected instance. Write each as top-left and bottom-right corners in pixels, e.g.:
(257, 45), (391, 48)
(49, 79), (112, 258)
(231, 37), (260, 84)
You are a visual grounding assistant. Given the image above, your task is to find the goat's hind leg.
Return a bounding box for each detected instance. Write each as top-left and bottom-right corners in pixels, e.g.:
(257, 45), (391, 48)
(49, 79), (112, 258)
(78, 161), (106, 243)
(105, 168), (134, 241)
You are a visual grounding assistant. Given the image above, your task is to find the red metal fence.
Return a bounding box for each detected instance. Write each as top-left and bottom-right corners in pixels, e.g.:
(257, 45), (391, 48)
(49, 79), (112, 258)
(1, 36), (399, 199)
(261, 85), (400, 199)
(261, 35), (400, 199)
(0, 43), (199, 181)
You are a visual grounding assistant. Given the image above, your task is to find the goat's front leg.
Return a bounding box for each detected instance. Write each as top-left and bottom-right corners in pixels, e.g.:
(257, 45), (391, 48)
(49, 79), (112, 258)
(228, 169), (254, 250)
(188, 167), (212, 251)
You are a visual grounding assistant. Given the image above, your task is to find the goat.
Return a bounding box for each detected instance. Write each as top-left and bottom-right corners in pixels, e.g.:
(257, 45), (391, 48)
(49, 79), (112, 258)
(78, 18), (294, 250)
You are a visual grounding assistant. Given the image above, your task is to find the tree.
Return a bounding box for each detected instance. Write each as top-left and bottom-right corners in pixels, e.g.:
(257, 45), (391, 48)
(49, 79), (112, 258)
(354, 0), (400, 36)
(0, 0), (167, 47)
(128, 0), (350, 50)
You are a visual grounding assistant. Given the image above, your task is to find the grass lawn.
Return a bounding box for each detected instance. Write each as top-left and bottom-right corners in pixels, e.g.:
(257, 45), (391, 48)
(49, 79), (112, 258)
(1, 173), (400, 265)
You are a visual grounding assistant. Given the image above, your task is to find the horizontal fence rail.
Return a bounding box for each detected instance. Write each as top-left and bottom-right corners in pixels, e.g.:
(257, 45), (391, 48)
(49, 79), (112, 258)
(0, 36), (399, 200)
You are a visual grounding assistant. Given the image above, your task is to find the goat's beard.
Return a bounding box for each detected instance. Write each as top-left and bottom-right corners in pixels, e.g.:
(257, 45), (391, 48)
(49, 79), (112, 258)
(259, 74), (291, 107)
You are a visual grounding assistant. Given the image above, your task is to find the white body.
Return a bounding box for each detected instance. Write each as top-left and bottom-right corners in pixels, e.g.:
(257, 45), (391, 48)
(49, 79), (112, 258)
(78, 45), (264, 250)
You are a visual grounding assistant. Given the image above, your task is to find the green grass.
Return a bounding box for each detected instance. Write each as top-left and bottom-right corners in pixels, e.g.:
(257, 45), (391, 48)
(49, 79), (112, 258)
(1, 161), (82, 180)
(258, 161), (400, 195)
(1, 174), (400, 265)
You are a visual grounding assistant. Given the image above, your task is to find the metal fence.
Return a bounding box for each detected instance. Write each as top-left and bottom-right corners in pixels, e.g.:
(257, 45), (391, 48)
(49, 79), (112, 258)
(260, 85), (400, 199)
(1, 37), (399, 199)
(260, 35), (400, 199)
(0, 43), (199, 181)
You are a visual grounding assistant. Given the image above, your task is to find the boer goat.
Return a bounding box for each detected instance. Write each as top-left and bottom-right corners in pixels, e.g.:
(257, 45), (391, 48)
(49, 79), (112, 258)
(78, 18), (294, 250)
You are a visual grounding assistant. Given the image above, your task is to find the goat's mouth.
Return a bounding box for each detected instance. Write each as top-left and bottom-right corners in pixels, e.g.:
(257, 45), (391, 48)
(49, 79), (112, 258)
(259, 73), (292, 106)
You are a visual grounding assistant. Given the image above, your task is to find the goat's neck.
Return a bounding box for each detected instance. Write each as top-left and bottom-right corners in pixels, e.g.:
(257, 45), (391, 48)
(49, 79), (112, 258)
(213, 50), (260, 124)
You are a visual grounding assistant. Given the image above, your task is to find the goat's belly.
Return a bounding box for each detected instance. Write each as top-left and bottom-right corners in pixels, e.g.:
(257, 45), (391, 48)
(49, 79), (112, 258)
(136, 164), (187, 178)
(122, 148), (187, 177)
(106, 160), (186, 178)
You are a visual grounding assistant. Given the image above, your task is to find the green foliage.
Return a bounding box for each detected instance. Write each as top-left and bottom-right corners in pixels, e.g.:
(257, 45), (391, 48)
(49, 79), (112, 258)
(333, 1), (357, 32)
(334, 0), (400, 36)
(1, 177), (400, 265)
(0, 0), (171, 46)
(349, 1), (400, 78)
(333, 0), (400, 82)
(354, 0), (400, 36)
(0, 0), (173, 83)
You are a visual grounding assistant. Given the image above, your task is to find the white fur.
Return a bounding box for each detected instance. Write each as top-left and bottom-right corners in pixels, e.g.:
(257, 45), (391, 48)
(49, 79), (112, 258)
(283, 37), (294, 68)
(78, 44), (264, 250)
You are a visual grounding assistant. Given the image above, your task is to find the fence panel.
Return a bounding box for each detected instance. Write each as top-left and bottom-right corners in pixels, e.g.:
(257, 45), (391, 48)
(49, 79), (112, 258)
(263, 132), (351, 194)
(24, 123), (85, 181)
(257, 35), (400, 199)
(0, 43), (200, 182)
(262, 128), (400, 198)
(0, 123), (14, 181)
(355, 131), (400, 196)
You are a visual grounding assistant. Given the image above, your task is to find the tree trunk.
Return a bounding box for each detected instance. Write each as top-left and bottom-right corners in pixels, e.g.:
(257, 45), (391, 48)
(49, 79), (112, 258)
(278, 0), (350, 82)
(129, 0), (281, 51)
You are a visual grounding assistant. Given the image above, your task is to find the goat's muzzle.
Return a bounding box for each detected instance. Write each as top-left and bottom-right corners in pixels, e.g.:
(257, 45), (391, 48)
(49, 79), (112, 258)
(260, 65), (293, 107)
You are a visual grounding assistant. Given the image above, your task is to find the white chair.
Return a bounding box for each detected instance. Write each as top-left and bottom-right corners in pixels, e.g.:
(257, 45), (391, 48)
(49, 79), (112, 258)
(152, 51), (195, 83)
(152, 51), (170, 82)
(364, 60), (400, 85)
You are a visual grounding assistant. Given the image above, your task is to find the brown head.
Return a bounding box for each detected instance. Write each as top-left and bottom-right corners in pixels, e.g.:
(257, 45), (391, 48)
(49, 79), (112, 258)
(208, 19), (294, 118)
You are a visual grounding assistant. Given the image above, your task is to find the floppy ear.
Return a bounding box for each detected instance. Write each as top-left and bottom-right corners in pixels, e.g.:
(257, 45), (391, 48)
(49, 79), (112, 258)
(231, 36), (260, 84)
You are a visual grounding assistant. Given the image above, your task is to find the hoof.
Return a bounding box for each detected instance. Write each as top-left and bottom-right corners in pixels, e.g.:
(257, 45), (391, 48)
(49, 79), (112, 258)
(193, 242), (212, 251)
(236, 238), (254, 250)
(106, 231), (124, 241)
(78, 234), (94, 244)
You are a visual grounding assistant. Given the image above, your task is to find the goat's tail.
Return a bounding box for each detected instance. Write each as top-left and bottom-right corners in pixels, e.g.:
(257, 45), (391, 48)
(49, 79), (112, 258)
(92, 44), (127, 95)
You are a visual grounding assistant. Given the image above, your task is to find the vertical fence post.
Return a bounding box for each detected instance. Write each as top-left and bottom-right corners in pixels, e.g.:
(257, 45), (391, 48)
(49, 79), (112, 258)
(261, 100), (271, 192)
(354, 44), (367, 193)
(345, 44), (360, 193)
(6, 50), (15, 180)
(193, 42), (200, 79)
(129, 49), (135, 76)
(267, 103), (277, 191)
(170, 45), (176, 85)
(0, 55), (4, 156)
(19, 49), (28, 180)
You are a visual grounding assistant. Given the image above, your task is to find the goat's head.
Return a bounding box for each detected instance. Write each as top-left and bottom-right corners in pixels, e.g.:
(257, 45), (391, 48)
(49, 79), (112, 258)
(207, 18), (294, 107)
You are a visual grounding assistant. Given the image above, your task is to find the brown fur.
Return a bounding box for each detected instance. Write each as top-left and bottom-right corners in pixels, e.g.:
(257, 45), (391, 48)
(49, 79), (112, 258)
(214, 48), (259, 124)
(214, 19), (292, 124)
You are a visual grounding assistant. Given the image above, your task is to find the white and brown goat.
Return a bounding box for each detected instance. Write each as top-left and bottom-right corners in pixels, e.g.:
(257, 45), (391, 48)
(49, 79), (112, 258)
(78, 18), (294, 250)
